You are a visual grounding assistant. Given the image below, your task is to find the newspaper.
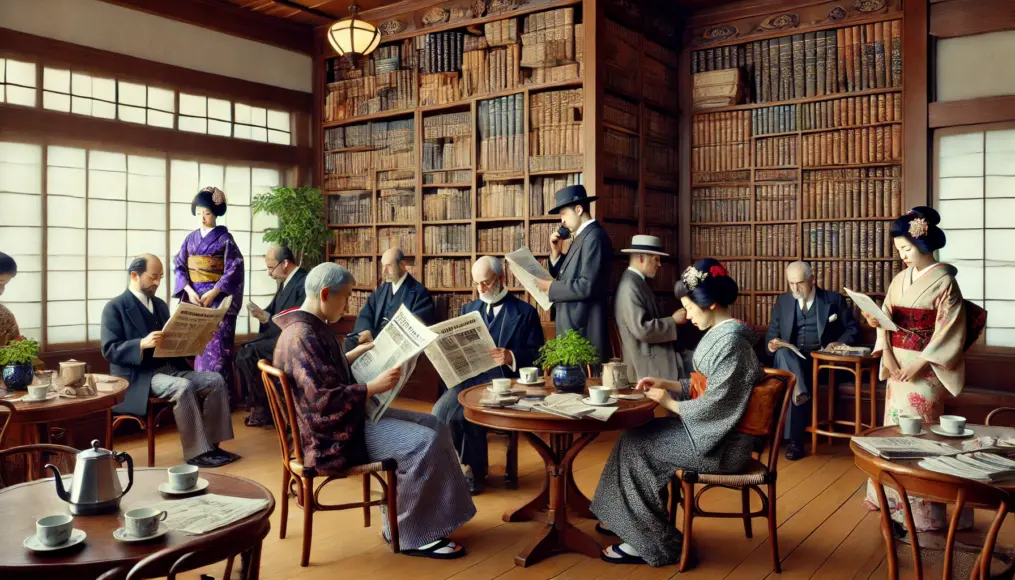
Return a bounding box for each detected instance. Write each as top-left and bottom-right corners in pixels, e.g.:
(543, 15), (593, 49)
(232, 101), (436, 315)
(919, 453), (1015, 482)
(424, 311), (499, 387)
(150, 493), (270, 535)
(852, 436), (956, 459)
(844, 287), (898, 332)
(155, 296), (233, 358)
(353, 305), (438, 423)
(778, 342), (807, 360)
(505, 247), (554, 311)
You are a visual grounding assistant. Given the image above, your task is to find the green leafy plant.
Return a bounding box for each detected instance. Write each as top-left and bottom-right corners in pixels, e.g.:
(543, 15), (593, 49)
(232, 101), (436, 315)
(0, 338), (40, 366)
(251, 185), (332, 267)
(535, 330), (600, 370)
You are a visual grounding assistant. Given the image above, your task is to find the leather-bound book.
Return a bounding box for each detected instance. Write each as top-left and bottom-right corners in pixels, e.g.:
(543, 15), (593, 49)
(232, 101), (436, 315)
(779, 36), (792, 100)
(792, 34), (806, 99)
(805, 32), (817, 97)
(816, 30), (827, 96)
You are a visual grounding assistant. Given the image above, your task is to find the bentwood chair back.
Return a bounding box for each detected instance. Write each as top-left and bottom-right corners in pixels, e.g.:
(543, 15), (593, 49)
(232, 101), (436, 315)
(0, 443), (78, 489)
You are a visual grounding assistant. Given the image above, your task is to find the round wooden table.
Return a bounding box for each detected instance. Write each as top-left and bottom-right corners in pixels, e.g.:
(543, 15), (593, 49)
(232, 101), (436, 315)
(0, 468), (275, 579)
(461, 377), (656, 567)
(0, 374), (129, 447)
(810, 351), (881, 453)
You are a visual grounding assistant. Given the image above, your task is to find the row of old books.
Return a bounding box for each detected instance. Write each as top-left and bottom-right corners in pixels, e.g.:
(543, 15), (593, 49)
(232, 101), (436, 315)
(756, 135), (798, 167)
(729, 301), (750, 323)
(530, 173), (582, 216)
(529, 222), (572, 255)
(599, 182), (638, 221)
(693, 111), (750, 146)
(328, 42), (414, 82)
(424, 257), (471, 289)
(484, 18), (518, 46)
(604, 94), (638, 132)
(691, 143), (749, 173)
(691, 188), (751, 223)
(329, 192), (371, 225)
(423, 169), (471, 185)
(325, 173), (369, 192)
(803, 220), (895, 259)
(378, 227), (416, 254)
(693, 21), (903, 103)
(478, 182), (524, 217)
(478, 94), (525, 172)
(433, 292), (473, 322)
(420, 73), (462, 107)
(348, 291), (371, 316)
(802, 93), (901, 131)
(756, 224), (799, 257)
(693, 225), (752, 256)
(603, 19), (640, 97)
(643, 52), (679, 108)
(423, 188), (471, 221)
(604, 128), (639, 177)
(424, 224), (472, 253)
(722, 260), (753, 291)
(802, 167), (902, 219)
(520, 7), (577, 67)
(754, 296), (777, 327)
(333, 228), (373, 254)
(418, 32), (465, 75)
(800, 126), (902, 166)
(324, 120), (414, 179)
(602, 221), (638, 251)
(529, 87), (584, 172)
(647, 227), (678, 256)
(754, 260), (787, 291)
(756, 184), (799, 221)
(325, 70), (416, 122)
(378, 170), (415, 189)
(422, 138), (473, 172)
(332, 257), (375, 287)
(693, 169), (751, 185)
(645, 144), (679, 188)
(815, 260), (900, 295)
(645, 189), (679, 224)
(645, 108), (679, 143)
(478, 224), (525, 253)
(378, 190), (416, 222)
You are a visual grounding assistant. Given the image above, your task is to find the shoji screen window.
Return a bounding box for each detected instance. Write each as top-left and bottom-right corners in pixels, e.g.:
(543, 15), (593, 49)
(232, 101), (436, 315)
(46, 146), (87, 343)
(117, 81), (174, 129)
(0, 142), (43, 341)
(178, 94), (232, 137)
(248, 168), (282, 332)
(1, 59), (37, 107)
(42, 68), (116, 119)
(234, 103), (291, 145)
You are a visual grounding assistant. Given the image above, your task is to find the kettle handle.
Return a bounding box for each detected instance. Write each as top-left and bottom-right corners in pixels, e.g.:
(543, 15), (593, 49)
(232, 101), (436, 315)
(116, 451), (134, 495)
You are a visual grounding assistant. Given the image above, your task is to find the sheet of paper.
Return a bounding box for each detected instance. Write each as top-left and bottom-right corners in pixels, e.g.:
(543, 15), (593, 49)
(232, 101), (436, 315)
(843, 287), (898, 332)
(149, 493), (270, 535)
(424, 311), (499, 387)
(781, 342), (806, 360)
(155, 295), (233, 358)
(505, 247), (553, 311)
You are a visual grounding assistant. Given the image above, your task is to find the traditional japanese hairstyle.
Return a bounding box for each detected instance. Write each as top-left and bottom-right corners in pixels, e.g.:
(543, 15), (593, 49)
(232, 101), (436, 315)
(890, 206), (945, 254)
(674, 258), (739, 308)
(191, 186), (228, 217)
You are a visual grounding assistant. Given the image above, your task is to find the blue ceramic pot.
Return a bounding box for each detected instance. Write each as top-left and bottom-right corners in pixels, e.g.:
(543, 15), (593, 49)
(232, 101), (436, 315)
(551, 364), (586, 394)
(2, 363), (34, 391)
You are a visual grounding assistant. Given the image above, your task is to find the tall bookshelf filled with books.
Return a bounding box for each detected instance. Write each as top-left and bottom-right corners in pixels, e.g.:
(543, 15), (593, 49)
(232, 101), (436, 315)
(685, 0), (905, 326)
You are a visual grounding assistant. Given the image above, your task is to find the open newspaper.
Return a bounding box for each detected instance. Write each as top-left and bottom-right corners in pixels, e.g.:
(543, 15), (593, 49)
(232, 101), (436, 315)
(150, 493), (270, 535)
(155, 296), (233, 358)
(505, 247), (553, 311)
(919, 452), (1015, 482)
(853, 436), (957, 459)
(424, 311), (499, 387)
(353, 305), (438, 423)
(844, 287), (898, 332)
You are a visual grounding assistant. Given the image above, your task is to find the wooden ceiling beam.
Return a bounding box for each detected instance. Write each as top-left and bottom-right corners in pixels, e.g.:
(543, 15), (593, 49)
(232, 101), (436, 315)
(100, 0), (315, 54)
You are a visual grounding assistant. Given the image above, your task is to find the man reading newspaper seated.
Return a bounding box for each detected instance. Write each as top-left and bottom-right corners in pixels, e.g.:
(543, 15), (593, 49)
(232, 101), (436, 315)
(431, 257), (545, 495)
(272, 263), (475, 559)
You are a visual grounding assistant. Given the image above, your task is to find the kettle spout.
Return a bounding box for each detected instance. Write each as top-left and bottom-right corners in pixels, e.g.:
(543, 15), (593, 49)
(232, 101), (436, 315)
(45, 464), (71, 502)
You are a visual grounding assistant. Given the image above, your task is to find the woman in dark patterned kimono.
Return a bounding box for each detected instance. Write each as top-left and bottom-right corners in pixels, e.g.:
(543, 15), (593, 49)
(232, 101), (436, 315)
(173, 187), (244, 389)
(591, 258), (764, 567)
(0, 252), (21, 348)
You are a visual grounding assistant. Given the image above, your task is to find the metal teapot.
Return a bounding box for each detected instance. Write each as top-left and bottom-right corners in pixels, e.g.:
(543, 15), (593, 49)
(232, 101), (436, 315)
(46, 440), (134, 515)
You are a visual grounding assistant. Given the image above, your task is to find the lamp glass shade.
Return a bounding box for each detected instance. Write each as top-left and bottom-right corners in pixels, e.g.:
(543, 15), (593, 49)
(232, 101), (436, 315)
(327, 17), (380, 57)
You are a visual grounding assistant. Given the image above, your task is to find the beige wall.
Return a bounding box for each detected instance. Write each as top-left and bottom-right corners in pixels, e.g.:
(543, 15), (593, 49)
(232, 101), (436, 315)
(0, 0), (313, 93)
(936, 30), (1015, 102)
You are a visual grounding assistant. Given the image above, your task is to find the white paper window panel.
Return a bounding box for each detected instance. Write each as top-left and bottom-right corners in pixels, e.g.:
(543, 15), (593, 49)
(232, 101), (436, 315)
(92, 100), (116, 119)
(92, 78), (115, 102)
(48, 146), (85, 168)
(0, 163), (43, 196)
(47, 167), (86, 199)
(988, 129), (1015, 153)
(986, 230), (1015, 261)
(71, 96), (92, 116)
(235, 317), (249, 335)
(42, 68), (70, 92)
(0, 226), (41, 262)
(985, 265), (1015, 300)
(47, 196), (86, 229)
(147, 110), (174, 129)
(938, 133), (984, 178)
(47, 227), (85, 256)
(48, 300), (86, 325)
(118, 105), (146, 125)
(179, 94), (206, 117)
(225, 205), (252, 231)
(6, 60), (36, 87)
(224, 166), (251, 201)
(0, 58), (4, 83)
(127, 174), (165, 203)
(268, 130), (291, 146)
(987, 176), (1015, 198)
(266, 110), (289, 131)
(250, 235), (272, 257)
(251, 211), (278, 232)
(0, 193), (42, 226)
(250, 126), (268, 142)
(252, 168), (280, 188)
(147, 86), (175, 112)
(48, 325), (87, 344)
(88, 270), (126, 300)
(986, 199), (1015, 227)
(952, 263), (984, 301)
(209, 120), (231, 137)
(170, 230), (191, 257)
(938, 199), (983, 230)
(199, 163), (225, 188)
(2, 272), (41, 303)
(169, 203), (195, 230)
(127, 201), (167, 227)
(126, 230), (166, 258)
(89, 256), (123, 270)
(233, 124), (251, 140)
(987, 328), (1015, 348)
(86, 299), (108, 325)
(0, 85), (4, 103)
(937, 32), (1015, 102)
(88, 230), (126, 256)
(88, 325), (102, 341)
(88, 199), (127, 228)
(251, 293), (274, 308)
(88, 169), (127, 200)
(169, 160), (200, 202)
(127, 155), (165, 178)
(43, 91), (71, 112)
(71, 72), (90, 97)
(234, 103), (251, 124)
(987, 151), (1015, 177)
(251, 273), (276, 295)
(5, 86), (36, 107)
(49, 255), (87, 272)
(209, 98), (231, 121)
(8, 302), (41, 328)
(178, 116), (207, 134)
(118, 81), (146, 107)
(231, 231), (251, 258)
(938, 229), (984, 261)
(47, 271), (84, 300)
(985, 300), (1015, 326)
(0, 142), (42, 164)
(249, 107), (267, 126)
(90, 150), (126, 172)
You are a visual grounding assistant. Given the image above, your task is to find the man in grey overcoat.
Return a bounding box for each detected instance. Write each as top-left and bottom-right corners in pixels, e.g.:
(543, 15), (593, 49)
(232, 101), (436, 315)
(614, 235), (687, 381)
(535, 185), (613, 363)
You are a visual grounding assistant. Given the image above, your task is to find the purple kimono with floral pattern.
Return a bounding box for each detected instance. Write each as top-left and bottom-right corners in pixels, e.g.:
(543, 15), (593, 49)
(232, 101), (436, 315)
(173, 226), (244, 375)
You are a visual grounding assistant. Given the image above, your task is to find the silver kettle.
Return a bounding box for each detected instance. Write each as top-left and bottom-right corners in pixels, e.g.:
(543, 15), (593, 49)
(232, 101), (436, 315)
(46, 439), (134, 515)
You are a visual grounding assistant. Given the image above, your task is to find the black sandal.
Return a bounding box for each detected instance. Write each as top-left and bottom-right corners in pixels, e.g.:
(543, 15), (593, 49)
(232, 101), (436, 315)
(402, 538), (466, 560)
(595, 522), (618, 537)
(601, 544), (646, 565)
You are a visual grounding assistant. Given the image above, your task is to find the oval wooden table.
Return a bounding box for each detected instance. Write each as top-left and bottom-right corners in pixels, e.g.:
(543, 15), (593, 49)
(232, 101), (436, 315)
(461, 377), (656, 567)
(0, 374), (129, 447)
(0, 468), (275, 579)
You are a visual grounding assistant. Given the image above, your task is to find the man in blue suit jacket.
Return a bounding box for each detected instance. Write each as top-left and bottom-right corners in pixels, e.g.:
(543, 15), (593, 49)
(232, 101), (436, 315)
(433, 256), (545, 494)
(766, 261), (859, 460)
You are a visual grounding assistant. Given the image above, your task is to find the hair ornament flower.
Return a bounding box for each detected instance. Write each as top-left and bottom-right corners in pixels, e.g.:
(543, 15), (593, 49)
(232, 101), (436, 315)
(908, 217), (928, 239)
(682, 266), (708, 290)
(709, 264), (727, 278)
(202, 186), (226, 205)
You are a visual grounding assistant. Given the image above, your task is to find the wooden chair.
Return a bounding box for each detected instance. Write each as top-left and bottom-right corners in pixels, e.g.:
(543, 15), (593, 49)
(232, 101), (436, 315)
(986, 407), (1015, 427)
(668, 368), (796, 573)
(0, 399), (15, 448)
(257, 360), (399, 567)
(0, 443), (78, 489)
(110, 397), (173, 467)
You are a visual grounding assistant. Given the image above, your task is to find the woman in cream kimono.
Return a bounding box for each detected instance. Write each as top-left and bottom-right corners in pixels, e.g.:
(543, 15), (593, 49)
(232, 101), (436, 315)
(862, 207), (986, 531)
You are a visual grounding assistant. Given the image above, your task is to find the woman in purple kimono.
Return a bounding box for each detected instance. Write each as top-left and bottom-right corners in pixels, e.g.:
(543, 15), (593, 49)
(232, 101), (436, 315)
(173, 187), (245, 393)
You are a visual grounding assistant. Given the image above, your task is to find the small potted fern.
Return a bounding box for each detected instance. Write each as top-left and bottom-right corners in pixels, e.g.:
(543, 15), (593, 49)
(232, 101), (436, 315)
(535, 330), (600, 394)
(0, 338), (40, 390)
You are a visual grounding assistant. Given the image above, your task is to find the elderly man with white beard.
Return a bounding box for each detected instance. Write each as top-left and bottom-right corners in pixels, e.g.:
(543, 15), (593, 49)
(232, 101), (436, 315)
(431, 256), (545, 494)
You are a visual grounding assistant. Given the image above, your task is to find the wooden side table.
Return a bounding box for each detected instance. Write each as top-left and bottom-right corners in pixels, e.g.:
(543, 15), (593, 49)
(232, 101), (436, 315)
(809, 351), (881, 454)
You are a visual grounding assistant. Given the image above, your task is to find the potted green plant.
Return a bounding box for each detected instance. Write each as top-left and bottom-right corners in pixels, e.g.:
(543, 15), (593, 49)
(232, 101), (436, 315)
(0, 338), (40, 390)
(251, 185), (333, 267)
(535, 330), (600, 394)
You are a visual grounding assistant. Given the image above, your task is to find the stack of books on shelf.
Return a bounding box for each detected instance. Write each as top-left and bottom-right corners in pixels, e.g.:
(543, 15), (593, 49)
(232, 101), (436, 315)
(478, 182), (524, 218)
(603, 19), (639, 96)
(478, 94), (524, 173)
(530, 88), (584, 172)
(530, 173), (581, 216)
(599, 182), (638, 221)
(325, 40), (417, 121)
(333, 228), (373, 255)
(478, 224), (524, 253)
(529, 222), (571, 254)
(423, 188), (471, 221)
(378, 189), (416, 222)
(433, 293), (472, 321)
(332, 257), (375, 286)
(691, 186), (750, 222)
(329, 192), (372, 225)
(378, 227), (415, 253)
(423, 111), (472, 171)
(424, 224), (472, 253)
(425, 257), (471, 289)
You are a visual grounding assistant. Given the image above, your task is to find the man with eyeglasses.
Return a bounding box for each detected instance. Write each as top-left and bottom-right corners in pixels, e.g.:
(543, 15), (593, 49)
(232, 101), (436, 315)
(235, 246), (307, 427)
(431, 256), (544, 494)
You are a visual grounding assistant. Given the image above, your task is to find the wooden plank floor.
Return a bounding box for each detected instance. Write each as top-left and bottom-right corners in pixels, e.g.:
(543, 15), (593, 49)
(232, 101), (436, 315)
(114, 401), (1015, 580)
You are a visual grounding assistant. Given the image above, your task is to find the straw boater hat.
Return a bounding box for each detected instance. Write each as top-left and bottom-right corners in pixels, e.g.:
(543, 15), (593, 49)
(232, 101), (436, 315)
(621, 235), (669, 257)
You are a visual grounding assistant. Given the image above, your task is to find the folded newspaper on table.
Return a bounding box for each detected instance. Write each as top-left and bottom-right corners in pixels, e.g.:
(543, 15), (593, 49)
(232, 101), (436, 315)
(150, 493), (270, 535)
(852, 436), (957, 459)
(919, 452), (1015, 482)
(509, 393), (618, 422)
(155, 296), (233, 358)
(354, 305), (438, 423)
(424, 311), (499, 387)
(505, 247), (553, 311)
(843, 287), (898, 332)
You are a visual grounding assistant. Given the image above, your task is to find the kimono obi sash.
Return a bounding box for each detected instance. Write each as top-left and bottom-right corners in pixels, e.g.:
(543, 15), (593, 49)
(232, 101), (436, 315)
(890, 306), (935, 351)
(187, 255), (225, 283)
(689, 371), (784, 437)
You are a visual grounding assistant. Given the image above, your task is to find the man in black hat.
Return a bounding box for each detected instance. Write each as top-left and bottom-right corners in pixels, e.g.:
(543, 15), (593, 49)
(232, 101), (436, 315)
(535, 185), (613, 362)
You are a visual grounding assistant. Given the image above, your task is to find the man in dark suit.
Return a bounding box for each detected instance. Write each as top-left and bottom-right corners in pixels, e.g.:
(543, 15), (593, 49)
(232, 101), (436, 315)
(344, 247), (437, 351)
(432, 256), (544, 494)
(236, 246), (307, 427)
(766, 260), (859, 460)
(535, 185), (613, 363)
(101, 254), (239, 467)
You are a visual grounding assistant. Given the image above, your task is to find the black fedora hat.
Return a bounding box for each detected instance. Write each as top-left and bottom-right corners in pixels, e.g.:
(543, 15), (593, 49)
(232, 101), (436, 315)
(548, 184), (597, 215)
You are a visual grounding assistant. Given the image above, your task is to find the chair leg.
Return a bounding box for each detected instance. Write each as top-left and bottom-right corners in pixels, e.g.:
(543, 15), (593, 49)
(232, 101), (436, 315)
(768, 482), (781, 573)
(667, 476), (678, 527)
(105, 409), (113, 449)
(146, 405), (156, 468)
(742, 487), (753, 538)
(223, 555), (234, 579)
(679, 480), (695, 573)
(279, 470), (289, 540)
(387, 469), (399, 554)
(362, 473), (371, 528)
(300, 477), (314, 567)
(505, 432), (519, 489)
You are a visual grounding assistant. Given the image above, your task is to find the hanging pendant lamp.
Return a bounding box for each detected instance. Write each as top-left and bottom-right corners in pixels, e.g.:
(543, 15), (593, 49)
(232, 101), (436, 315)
(327, 0), (381, 59)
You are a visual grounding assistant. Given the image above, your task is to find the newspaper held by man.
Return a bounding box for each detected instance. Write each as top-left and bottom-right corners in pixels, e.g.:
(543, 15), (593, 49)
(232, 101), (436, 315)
(352, 304), (438, 423)
(423, 311), (499, 387)
(149, 493), (270, 535)
(155, 296), (233, 358)
(505, 247), (553, 311)
(843, 287), (898, 332)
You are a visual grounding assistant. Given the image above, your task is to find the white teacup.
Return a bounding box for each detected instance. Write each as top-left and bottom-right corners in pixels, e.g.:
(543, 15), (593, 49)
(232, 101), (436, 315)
(124, 507), (167, 538)
(897, 414), (922, 435)
(36, 514), (73, 547)
(491, 378), (512, 393)
(519, 367), (539, 383)
(939, 415), (967, 434)
(27, 385), (49, 401)
(588, 385), (613, 404)
(168, 464), (199, 491)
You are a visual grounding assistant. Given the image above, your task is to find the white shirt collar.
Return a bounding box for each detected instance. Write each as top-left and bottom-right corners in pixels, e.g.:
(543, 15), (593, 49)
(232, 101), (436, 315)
(130, 288), (153, 313)
(282, 267), (298, 289)
(391, 272), (409, 295)
(479, 287), (510, 315)
(574, 218), (595, 237)
(626, 266), (646, 280)
(798, 287), (816, 312)
(200, 226), (214, 238)
(911, 263), (941, 282)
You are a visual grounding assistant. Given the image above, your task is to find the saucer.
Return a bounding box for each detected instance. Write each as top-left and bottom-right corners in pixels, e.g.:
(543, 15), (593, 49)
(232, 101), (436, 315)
(113, 522), (170, 543)
(486, 387), (523, 396)
(17, 393), (58, 403)
(24, 529), (86, 552)
(930, 425), (974, 438)
(899, 429), (927, 436)
(158, 478), (209, 495)
(515, 379), (544, 386)
(581, 396), (618, 407)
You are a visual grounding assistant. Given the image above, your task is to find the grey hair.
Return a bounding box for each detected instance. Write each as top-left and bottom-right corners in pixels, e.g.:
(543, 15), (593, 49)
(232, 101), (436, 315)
(786, 260), (813, 279)
(475, 255), (502, 276)
(305, 263), (355, 296)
